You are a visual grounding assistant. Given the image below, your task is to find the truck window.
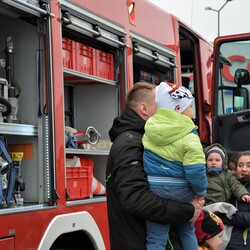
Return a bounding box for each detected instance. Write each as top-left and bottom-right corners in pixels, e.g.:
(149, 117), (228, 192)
(212, 36), (250, 154)
(216, 41), (250, 115)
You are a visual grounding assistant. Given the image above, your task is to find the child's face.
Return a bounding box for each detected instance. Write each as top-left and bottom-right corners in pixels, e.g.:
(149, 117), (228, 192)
(206, 153), (223, 168)
(181, 103), (194, 119)
(228, 161), (236, 173)
(206, 231), (223, 250)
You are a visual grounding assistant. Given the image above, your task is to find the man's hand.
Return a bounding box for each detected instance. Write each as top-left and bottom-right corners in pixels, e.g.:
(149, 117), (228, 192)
(189, 198), (202, 222)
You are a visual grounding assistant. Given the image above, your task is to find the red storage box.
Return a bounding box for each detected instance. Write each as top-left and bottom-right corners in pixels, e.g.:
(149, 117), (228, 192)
(96, 49), (114, 80)
(66, 157), (94, 200)
(62, 37), (76, 70)
(76, 42), (96, 75)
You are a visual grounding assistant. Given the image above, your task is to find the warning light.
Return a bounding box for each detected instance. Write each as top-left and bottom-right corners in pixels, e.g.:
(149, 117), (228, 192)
(127, 0), (135, 25)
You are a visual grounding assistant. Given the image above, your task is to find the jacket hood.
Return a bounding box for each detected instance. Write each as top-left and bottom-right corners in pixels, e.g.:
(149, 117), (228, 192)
(109, 106), (145, 142)
(144, 108), (196, 146)
(204, 143), (228, 170)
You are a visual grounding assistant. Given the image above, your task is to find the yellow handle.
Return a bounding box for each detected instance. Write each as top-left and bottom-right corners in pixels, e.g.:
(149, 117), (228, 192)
(9, 152), (24, 161)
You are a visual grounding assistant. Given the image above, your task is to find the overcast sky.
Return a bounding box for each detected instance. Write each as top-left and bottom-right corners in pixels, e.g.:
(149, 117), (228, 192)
(149, 0), (250, 42)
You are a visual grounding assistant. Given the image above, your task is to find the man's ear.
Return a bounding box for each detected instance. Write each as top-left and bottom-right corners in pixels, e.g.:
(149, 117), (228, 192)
(139, 103), (148, 118)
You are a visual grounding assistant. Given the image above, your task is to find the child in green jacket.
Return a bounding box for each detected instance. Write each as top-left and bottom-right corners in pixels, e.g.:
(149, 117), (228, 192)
(204, 143), (250, 205)
(143, 82), (207, 250)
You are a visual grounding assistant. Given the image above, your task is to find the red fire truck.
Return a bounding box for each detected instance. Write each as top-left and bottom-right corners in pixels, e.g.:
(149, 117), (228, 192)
(0, 0), (249, 249)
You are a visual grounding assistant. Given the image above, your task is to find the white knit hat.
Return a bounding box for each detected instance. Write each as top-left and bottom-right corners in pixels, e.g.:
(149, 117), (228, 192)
(156, 82), (193, 113)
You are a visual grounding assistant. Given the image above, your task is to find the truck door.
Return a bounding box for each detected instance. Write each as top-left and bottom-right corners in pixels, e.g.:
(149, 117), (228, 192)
(212, 33), (250, 157)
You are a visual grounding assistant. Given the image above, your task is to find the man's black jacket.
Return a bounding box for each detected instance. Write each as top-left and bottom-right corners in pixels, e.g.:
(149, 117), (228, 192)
(106, 106), (194, 250)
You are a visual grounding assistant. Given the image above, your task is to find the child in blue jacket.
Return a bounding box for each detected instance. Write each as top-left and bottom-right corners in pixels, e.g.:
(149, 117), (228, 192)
(143, 81), (207, 250)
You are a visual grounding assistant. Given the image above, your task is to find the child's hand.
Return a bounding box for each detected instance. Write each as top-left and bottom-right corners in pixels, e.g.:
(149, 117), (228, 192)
(196, 197), (205, 207)
(241, 194), (250, 203)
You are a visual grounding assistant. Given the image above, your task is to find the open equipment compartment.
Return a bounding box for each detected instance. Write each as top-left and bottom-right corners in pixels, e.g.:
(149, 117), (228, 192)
(0, 1), (55, 210)
(61, 0), (126, 203)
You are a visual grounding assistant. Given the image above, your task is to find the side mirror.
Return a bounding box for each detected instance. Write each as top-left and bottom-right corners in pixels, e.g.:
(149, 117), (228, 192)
(234, 69), (250, 86)
(233, 87), (249, 111)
